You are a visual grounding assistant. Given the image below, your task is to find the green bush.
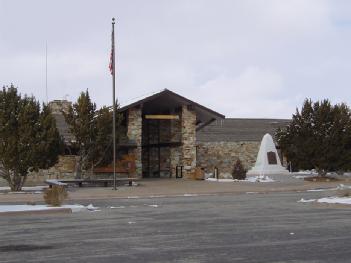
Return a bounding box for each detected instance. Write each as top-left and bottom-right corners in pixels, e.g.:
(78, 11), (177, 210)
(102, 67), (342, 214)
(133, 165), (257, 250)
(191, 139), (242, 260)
(43, 186), (68, 206)
(232, 159), (247, 180)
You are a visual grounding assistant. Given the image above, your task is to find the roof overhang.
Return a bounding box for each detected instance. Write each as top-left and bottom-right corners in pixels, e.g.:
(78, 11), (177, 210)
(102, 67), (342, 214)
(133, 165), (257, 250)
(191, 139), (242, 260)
(119, 89), (224, 127)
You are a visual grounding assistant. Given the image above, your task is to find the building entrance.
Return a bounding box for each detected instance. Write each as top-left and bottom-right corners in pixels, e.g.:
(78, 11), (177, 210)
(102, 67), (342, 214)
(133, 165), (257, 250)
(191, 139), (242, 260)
(141, 115), (181, 178)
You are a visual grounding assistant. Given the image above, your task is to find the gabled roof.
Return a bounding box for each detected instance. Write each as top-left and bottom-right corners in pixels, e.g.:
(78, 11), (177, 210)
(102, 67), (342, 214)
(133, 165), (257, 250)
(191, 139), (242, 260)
(119, 89), (224, 125)
(196, 118), (290, 142)
(120, 89), (224, 117)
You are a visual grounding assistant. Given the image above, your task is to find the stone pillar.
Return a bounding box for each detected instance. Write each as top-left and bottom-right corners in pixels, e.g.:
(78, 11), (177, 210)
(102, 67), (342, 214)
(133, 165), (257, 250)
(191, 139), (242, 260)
(181, 105), (196, 178)
(170, 118), (181, 176)
(48, 100), (72, 114)
(127, 107), (142, 177)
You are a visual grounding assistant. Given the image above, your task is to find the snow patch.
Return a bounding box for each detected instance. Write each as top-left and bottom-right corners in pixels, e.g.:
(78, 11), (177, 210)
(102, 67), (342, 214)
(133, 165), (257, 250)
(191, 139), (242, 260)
(246, 176), (275, 183)
(0, 186), (48, 191)
(206, 178), (235, 182)
(147, 204), (159, 208)
(206, 175), (275, 183)
(307, 188), (331, 192)
(317, 197), (351, 205)
(298, 198), (316, 203)
(86, 204), (99, 211)
(336, 184), (351, 190)
(0, 204), (99, 213)
(183, 194), (198, 197)
(306, 184), (350, 192)
(298, 196), (351, 205)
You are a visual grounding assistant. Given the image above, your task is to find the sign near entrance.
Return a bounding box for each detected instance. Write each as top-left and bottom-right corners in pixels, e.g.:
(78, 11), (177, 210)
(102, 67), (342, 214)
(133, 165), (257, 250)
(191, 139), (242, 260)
(145, 115), (180, 120)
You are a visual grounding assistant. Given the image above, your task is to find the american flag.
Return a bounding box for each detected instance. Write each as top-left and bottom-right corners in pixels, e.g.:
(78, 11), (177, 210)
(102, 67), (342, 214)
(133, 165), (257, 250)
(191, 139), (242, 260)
(109, 30), (114, 75)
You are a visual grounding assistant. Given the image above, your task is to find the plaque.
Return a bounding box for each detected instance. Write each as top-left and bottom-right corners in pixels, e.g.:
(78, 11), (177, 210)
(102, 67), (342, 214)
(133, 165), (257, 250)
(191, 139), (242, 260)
(267, 151), (277, 165)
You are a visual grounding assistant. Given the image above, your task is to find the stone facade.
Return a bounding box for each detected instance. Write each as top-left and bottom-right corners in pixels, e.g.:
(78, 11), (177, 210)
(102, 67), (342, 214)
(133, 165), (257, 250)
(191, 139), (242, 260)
(26, 155), (77, 184)
(26, 93), (283, 184)
(196, 141), (260, 178)
(48, 100), (71, 114)
(127, 106), (142, 177)
(181, 105), (197, 178)
(169, 117), (182, 177)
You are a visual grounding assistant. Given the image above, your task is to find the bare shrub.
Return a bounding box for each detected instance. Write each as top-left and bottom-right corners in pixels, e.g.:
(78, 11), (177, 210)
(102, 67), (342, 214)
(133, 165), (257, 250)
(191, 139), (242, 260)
(194, 167), (204, 180)
(43, 186), (68, 206)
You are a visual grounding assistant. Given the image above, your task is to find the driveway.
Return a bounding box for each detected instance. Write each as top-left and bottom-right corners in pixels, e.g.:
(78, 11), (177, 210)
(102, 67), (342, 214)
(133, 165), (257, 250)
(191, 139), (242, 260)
(0, 191), (350, 262)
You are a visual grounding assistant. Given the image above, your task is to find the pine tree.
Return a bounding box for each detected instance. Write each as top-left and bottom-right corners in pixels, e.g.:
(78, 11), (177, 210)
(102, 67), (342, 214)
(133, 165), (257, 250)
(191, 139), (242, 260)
(93, 105), (123, 167)
(63, 90), (123, 177)
(0, 85), (62, 191)
(276, 99), (351, 176)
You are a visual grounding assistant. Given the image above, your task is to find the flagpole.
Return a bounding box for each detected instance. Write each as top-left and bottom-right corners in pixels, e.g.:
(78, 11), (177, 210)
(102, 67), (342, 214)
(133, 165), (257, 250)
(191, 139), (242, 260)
(45, 42), (48, 104)
(112, 17), (117, 190)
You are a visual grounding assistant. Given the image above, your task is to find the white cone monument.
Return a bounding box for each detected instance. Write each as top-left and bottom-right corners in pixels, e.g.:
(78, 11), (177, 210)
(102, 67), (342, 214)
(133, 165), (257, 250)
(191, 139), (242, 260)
(247, 133), (288, 175)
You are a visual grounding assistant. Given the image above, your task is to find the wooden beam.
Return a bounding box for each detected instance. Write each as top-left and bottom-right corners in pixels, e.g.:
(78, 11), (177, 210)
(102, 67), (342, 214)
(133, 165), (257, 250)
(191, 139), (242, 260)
(144, 114), (179, 120)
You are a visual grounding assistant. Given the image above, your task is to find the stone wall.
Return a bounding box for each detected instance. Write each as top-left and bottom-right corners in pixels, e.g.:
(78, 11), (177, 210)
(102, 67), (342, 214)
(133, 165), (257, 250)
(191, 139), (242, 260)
(127, 107), (142, 177)
(196, 141), (260, 178)
(26, 155), (77, 184)
(181, 105), (197, 178)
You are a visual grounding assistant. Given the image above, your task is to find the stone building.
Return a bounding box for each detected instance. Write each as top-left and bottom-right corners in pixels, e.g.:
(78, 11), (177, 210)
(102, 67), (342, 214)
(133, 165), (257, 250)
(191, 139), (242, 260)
(196, 118), (290, 178)
(42, 89), (289, 180)
(118, 89), (224, 178)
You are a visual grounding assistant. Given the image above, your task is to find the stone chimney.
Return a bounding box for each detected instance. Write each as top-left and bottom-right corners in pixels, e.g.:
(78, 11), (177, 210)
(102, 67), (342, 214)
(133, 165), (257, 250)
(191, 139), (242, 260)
(48, 100), (72, 114)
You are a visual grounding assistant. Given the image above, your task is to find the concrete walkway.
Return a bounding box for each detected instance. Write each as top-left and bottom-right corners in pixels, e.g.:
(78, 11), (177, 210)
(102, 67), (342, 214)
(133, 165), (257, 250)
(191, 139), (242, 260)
(0, 176), (349, 203)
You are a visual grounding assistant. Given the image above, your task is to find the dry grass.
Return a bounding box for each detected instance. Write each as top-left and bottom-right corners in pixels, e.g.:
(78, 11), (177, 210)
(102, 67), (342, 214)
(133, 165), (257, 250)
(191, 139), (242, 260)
(337, 188), (351, 197)
(43, 186), (68, 207)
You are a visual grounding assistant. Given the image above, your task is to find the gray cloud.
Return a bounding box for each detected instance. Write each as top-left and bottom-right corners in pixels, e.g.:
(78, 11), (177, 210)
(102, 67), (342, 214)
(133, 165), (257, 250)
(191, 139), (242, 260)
(1, 0), (351, 118)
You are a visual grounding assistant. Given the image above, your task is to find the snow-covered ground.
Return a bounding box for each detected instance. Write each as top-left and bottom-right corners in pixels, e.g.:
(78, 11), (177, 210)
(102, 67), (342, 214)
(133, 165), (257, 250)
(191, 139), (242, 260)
(292, 170), (351, 179)
(246, 176), (275, 182)
(0, 203), (99, 213)
(0, 185), (48, 192)
(206, 175), (275, 183)
(306, 184), (351, 192)
(292, 170), (317, 179)
(299, 197), (351, 205)
(299, 184), (351, 205)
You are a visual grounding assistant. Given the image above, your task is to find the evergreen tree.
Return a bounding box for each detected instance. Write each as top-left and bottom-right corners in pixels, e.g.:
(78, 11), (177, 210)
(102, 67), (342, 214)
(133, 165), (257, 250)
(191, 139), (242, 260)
(93, 105), (123, 167)
(0, 85), (62, 191)
(63, 90), (123, 177)
(232, 159), (246, 180)
(276, 99), (351, 176)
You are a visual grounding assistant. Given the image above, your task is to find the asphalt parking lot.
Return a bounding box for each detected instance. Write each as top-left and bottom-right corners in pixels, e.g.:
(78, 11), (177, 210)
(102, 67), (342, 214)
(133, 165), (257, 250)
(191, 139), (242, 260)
(0, 191), (350, 263)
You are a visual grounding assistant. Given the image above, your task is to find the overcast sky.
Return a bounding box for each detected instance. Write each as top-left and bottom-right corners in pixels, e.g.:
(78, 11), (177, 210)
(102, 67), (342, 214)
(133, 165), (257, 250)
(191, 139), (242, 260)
(1, 0), (351, 118)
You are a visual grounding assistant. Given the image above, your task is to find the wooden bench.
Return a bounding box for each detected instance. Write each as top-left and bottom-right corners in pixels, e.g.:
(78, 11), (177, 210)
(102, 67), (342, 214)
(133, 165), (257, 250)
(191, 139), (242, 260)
(45, 178), (139, 188)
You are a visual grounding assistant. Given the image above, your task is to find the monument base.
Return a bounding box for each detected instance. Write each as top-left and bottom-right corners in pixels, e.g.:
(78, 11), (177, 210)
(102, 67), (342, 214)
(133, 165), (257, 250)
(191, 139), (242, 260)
(247, 167), (289, 176)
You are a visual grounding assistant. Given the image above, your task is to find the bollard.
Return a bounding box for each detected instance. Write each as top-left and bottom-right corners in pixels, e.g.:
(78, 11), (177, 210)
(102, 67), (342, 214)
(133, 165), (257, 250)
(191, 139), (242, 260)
(214, 167), (219, 180)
